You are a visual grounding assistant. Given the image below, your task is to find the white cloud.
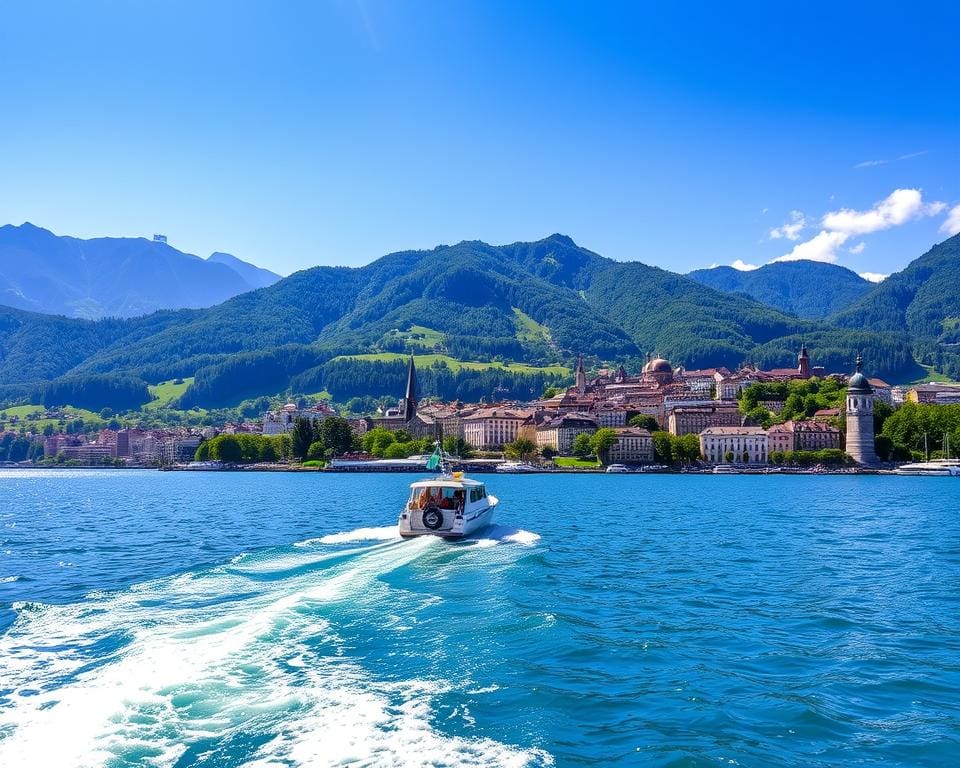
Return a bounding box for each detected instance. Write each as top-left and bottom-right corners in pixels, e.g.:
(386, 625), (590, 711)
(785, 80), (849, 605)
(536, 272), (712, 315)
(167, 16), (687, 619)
(859, 272), (888, 283)
(821, 188), (945, 236)
(731, 259), (760, 271)
(768, 210), (807, 241)
(854, 159), (887, 168)
(898, 150), (927, 161)
(848, 242), (866, 255)
(940, 204), (960, 236)
(773, 230), (850, 264)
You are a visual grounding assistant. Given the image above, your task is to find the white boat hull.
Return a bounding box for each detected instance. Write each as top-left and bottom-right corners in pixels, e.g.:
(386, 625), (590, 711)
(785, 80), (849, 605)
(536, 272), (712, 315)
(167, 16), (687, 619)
(399, 495), (499, 539)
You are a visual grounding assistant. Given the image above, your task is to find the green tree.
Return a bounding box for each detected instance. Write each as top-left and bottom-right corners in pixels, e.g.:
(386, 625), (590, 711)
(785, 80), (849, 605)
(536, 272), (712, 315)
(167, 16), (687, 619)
(362, 427), (397, 457)
(590, 428), (618, 465)
(652, 431), (673, 464)
(442, 435), (473, 458)
(291, 417), (315, 461)
(505, 437), (537, 460)
(318, 416), (354, 456)
(212, 435), (242, 462)
(724, 450), (735, 463)
(572, 432), (593, 458)
(628, 414), (660, 431)
(42, 423), (55, 436)
(674, 433), (702, 465)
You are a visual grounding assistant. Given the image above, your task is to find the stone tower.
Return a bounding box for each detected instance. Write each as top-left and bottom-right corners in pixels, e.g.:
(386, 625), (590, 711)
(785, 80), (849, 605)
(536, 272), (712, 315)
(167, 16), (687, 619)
(845, 354), (877, 465)
(575, 353), (587, 395)
(798, 342), (810, 378)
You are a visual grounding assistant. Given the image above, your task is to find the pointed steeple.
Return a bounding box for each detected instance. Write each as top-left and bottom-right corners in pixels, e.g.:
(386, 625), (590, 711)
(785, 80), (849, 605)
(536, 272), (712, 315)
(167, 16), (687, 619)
(575, 353), (587, 395)
(404, 355), (417, 420)
(798, 341), (810, 378)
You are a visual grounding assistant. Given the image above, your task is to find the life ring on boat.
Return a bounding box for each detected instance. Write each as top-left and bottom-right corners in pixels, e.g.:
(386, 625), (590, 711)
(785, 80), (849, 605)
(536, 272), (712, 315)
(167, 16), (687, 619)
(422, 506), (444, 530)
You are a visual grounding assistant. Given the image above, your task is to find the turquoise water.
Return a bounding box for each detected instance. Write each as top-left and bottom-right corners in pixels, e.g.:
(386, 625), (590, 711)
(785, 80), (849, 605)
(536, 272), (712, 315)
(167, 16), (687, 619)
(1, 470), (959, 766)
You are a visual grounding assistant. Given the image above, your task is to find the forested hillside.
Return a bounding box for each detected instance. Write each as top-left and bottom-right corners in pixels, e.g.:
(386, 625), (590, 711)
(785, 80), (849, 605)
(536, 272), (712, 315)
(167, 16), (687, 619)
(688, 261), (873, 318)
(831, 234), (960, 378)
(0, 233), (947, 409)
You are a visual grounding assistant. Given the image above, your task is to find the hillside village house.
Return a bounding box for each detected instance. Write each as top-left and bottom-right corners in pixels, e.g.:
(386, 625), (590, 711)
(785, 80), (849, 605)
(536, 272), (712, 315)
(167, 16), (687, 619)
(263, 401), (334, 435)
(606, 427), (654, 464)
(700, 426), (768, 465)
(535, 413), (597, 454)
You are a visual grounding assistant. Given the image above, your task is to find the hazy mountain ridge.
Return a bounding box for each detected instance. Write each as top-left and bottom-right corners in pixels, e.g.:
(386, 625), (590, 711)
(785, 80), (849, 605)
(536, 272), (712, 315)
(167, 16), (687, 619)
(0, 223), (278, 318)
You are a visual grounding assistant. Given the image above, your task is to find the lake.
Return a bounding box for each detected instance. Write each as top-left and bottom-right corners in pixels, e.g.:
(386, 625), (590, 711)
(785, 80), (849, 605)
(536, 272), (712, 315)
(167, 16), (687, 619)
(1, 469), (959, 766)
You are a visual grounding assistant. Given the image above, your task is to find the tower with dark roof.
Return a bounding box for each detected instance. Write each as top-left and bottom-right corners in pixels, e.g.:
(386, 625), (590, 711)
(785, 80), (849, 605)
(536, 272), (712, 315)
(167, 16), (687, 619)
(798, 342), (810, 379)
(404, 355), (418, 420)
(845, 354), (877, 465)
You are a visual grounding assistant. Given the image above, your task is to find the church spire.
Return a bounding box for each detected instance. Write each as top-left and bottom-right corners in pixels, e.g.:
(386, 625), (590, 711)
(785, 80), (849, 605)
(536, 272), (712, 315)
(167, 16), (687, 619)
(575, 353), (587, 395)
(404, 355), (417, 419)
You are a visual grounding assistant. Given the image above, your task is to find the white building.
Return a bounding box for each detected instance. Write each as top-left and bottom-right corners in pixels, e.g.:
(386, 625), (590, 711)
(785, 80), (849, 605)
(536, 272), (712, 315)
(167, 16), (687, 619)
(699, 426), (768, 465)
(462, 408), (533, 450)
(606, 427), (653, 464)
(262, 402), (334, 435)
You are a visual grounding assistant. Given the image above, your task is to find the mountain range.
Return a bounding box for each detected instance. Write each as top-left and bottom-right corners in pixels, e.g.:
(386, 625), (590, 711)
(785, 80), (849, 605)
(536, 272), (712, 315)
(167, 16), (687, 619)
(0, 223), (280, 319)
(1, 227), (958, 410)
(687, 261), (873, 319)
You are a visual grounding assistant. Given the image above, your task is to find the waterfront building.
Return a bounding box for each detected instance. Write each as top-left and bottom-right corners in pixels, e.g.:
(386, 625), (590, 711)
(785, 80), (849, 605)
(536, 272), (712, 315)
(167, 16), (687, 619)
(667, 402), (741, 436)
(535, 413), (597, 454)
(906, 382), (960, 404)
(606, 427), (653, 464)
(699, 426), (768, 465)
(790, 419), (842, 451)
(845, 355), (877, 466)
(463, 407), (535, 450)
(767, 423), (793, 454)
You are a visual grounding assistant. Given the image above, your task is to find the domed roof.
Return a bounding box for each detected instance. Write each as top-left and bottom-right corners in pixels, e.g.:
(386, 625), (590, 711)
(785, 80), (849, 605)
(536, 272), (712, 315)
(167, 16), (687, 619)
(847, 355), (873, 393)
(645, 358), (672, 373)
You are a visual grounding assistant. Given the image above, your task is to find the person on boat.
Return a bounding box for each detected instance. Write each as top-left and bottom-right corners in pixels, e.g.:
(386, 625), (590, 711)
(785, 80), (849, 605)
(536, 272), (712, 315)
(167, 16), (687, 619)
(454, 489), (465, 513)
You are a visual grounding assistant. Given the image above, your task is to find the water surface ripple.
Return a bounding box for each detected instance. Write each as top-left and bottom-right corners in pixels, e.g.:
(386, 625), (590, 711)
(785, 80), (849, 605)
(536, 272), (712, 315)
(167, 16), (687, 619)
(1, 470), (958, 766)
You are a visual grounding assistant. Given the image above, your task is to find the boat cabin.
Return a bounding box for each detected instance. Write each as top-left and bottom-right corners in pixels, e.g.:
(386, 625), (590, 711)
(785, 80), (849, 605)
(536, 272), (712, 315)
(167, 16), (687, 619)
(406, 476), (488, 513)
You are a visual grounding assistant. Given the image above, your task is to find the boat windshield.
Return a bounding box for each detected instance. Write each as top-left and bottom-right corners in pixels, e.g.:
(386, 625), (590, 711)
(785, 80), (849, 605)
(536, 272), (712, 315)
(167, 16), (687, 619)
(411, 486), (465, 510)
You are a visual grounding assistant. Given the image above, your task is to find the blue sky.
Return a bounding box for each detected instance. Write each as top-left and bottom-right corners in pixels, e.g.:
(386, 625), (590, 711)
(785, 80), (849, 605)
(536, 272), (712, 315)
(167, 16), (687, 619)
(1, 1), (957, 279)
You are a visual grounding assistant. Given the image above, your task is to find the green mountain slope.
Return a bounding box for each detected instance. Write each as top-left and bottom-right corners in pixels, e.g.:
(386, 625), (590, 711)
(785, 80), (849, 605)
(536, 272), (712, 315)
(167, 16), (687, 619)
(688, 260), (873, 318)
(0, 233), (931, 406)
(831, 233), (960, 377)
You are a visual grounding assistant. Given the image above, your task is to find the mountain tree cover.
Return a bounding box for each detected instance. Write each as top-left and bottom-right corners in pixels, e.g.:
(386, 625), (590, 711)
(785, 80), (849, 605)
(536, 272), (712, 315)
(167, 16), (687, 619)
(0, 233), (953, 411)
(294, 358), (567, 404)
(688, 261), (872, 319)
(831, 234), (960, 379)
(37, 374), (150, 411)
(180, 346), (332, 409)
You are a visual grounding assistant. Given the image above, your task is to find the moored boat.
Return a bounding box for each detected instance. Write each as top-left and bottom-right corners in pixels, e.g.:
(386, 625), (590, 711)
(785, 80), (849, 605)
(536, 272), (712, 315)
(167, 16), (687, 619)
(496, 461), (538, 473)
(892, 460), (960, 476)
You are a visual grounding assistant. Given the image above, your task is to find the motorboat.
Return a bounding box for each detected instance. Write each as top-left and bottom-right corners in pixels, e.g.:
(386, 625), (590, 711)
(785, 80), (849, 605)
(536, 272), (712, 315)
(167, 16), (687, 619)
(398, 472), (498, 538)
(605, 464), (630, 473)
(892, 460), (960, 477)
(712, 464), (739, 474)
(496, 461), (538, 473)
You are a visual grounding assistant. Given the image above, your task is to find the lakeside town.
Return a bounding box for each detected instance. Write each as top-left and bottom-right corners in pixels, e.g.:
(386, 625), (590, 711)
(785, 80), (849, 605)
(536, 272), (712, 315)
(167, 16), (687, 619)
(4, 346), (959, 473)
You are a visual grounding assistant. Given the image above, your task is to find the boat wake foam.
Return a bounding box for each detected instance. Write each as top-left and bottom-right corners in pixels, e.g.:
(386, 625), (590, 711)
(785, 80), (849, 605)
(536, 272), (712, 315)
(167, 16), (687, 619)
(0, 531), (550, 767)
(296, 525), (402, 546)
